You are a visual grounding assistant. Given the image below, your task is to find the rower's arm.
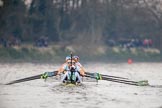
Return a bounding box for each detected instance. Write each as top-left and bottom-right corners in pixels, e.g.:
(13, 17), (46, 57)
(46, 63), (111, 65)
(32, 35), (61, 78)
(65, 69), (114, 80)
(57, 67), (65, 75)
(57, 63), (66, 74)
(79, 69), (86, 76)
(81, 67), (86, 72)
(78, 62), (86, 75)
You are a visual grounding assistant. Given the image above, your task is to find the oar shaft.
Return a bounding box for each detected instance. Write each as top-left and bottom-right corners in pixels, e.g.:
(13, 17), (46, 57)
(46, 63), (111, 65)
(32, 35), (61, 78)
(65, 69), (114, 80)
(102, 76), (138, 84)
(104, 78), (138, 86)
(101, 75), (128, 79)
(6, 71), (58, 85)
(85, 75), (138, 86)
(102, 77), (138, 85)
(6, 74), (42, 85)
(85, 72), (128, 80)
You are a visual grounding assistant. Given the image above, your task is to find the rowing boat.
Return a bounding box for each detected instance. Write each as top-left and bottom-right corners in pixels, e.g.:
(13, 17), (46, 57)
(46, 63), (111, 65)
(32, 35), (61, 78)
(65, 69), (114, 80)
(5, 71), (149, 87)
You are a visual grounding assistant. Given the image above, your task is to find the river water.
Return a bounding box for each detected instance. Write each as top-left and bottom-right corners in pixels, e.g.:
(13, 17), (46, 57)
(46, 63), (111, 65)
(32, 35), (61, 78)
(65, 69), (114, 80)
(0, 62), (162, 108)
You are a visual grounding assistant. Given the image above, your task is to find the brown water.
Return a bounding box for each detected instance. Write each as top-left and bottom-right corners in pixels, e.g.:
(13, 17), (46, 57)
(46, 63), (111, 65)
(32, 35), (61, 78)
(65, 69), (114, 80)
(0, 62), (162, 108)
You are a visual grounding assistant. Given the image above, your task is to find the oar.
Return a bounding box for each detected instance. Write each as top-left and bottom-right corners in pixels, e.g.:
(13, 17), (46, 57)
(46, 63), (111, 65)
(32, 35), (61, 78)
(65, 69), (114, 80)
(5, 71), (58, 85)
(85, 74), (137, 85)
(101, 76), (149, 86)
(85, 72), (128, 80)
(85, 73), (149, 86)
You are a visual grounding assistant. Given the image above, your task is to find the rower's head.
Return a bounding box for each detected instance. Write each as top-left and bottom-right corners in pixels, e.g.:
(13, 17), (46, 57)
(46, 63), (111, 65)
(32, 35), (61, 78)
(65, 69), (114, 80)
(73, 55), (79, 62)
(65, 56), (71, 62)
(67, 59), (76, 66)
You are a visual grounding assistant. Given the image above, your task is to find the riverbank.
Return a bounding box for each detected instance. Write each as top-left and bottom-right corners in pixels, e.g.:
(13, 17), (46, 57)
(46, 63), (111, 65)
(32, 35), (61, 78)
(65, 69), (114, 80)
(0, 44), (161, 63)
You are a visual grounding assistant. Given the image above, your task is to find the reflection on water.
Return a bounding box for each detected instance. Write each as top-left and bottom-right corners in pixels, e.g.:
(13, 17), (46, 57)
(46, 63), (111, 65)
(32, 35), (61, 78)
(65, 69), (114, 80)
(0, 63), (162, 108)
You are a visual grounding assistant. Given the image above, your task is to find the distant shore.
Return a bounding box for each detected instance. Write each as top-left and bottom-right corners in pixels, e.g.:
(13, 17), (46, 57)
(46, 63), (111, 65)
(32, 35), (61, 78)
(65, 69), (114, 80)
(0, 44), (161, 63)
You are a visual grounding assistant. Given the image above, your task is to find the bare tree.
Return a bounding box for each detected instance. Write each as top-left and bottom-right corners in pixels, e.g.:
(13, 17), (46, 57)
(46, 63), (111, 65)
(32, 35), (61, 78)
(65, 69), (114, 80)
(142, 0), (162, 51)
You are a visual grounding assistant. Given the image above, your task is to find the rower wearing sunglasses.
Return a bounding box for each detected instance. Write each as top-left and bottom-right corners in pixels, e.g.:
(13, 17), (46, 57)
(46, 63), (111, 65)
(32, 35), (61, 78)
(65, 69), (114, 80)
(57, 57), (85, 83)
(57, 56), (71, 73)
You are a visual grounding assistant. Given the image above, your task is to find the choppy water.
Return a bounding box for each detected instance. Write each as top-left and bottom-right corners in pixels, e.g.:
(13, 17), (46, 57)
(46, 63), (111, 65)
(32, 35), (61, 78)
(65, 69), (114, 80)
(0, 62), (162, 108)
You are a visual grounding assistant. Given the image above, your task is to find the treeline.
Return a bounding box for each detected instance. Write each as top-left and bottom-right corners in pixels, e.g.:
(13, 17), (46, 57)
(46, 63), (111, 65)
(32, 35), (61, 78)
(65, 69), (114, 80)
(0, 0), (162, 51)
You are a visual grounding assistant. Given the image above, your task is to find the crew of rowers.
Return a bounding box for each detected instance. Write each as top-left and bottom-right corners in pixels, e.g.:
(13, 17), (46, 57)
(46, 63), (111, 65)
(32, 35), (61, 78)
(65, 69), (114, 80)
(57, 55), (86, 83)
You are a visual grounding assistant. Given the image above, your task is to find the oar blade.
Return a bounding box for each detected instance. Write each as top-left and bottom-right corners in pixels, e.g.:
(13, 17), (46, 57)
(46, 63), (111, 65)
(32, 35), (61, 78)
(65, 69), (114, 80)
(137, 80), (149, 86)
(5, 71), (58, 85)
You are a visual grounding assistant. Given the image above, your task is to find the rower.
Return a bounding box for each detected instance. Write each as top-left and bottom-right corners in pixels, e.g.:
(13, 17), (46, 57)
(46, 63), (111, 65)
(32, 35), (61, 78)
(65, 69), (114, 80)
(57, 56), (71, 73)
(57, 58), (85, 83)
(73, 55), (86, 72)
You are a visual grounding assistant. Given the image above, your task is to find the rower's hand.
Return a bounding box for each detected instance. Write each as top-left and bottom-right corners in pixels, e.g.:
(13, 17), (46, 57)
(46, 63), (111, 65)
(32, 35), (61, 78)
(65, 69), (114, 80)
(81, 73), (86, 77)
(56, 73), (61, 76)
